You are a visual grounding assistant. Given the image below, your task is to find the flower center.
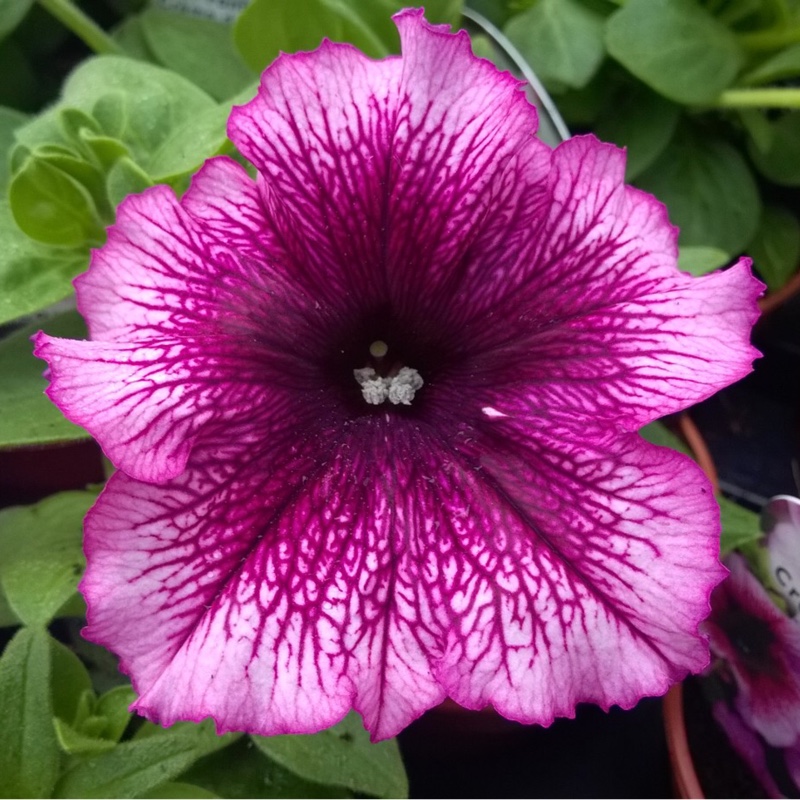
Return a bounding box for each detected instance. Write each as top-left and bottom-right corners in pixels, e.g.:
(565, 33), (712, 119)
(353, 341), (424, 406)
(724, 608), (777, 674)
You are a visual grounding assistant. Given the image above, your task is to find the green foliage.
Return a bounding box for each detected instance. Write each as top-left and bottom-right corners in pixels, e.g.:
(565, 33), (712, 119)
(252, 712), (409, 799)
(677, 246), (732, 275)
(54, 721), (238, 798)
(54, 685), (138, 756)
(138, 8), (255, 101)
(59, 56), (223, 179)
(0, 105), (27, 188)
(636, 127), (760, 256)
(505, 0), (605, 90)
(0, 0), (34, 40)
(639, 421), (692, 456)
(0, 310), (90, 447)
(748, 111), (800, 187)
(719, 495), (763, 554)
(593, 84), (680, 179)
(139, 782), (220, 799)
(605, 0), (744, 104)
(0, 628), (61, 799)
(742, 42), (800, 84)
(749, 204), (800, 290)
(50, 639), (94, 722)
(234, 0), (462, 72)
(0, 490), (94, 626)
(181, 737), (348, 799)
(0, 200), (86, 327)
(9, 153), (106, 246)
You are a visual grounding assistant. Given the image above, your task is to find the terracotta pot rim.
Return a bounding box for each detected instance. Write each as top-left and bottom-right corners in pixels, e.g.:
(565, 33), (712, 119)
(663, 413), (718, 800)
(664, 682), (705, 800)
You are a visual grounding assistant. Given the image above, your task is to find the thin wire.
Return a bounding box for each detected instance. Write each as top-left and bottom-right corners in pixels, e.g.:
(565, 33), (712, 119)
(461, 6), (571, 145)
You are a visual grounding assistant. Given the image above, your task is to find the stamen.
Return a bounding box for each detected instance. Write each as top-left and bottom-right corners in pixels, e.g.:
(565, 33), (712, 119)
(387, 367), (424, 405)
(354, 365), (424, 405)
(353, 367), (388, 405)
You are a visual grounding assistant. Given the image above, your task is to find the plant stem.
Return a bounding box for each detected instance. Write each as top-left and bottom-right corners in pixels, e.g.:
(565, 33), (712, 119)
(37, 0), (125, 56)
(713, 87), (800, 109)
(738, 24), (800, 51)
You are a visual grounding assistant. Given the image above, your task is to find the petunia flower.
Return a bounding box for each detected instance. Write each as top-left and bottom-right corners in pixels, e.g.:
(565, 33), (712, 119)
(711, 700), (799, 799)
(34, 11), (762, 740)
(704, 554), (800, 748)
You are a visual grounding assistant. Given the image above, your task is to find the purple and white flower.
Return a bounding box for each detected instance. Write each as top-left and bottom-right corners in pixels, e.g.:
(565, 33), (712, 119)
(711, 701), (799, 799)
(35, 11), (762, 740)
(704, 554), (800, 748)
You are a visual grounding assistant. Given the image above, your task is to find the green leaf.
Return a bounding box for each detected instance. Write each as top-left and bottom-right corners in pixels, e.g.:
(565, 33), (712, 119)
(112, 15), (159, 61)
(139, 8), (255, 101)
(9, 153), (105, 246)
(550, 61), (618, 126)
(106, 156), (154, 207)
(180, 736), (344, 799)
(233, 0), (460, 73)
(677, 245), (730, 275)
(742, 43), (800, 86)
(504, 0), (606, 90)
(719, 495), (761, 555)
(50, 638), (93, 724)
(0, 489), (94, 626)
(64, 57), (215, 151)
(605, 0), (744, 104)
(54, 717), (118, 757)
(32, 147), (113, 220)
(55, 684), (137, 754)
(94, 685), (137, 742)
(45, 55), (223, 183)
(593, 85), (680, 179)
(712, 0), (762, 27)
(146, 102), (232, 182)
(0, 200), (83, 326)
(139, 782), (220, 799)
(0, 105), (28, 190)
(0, 590), (19, 627)
(54, 721), (237, 799)
(0, 0), (34, 40)
(252, 712), (408, 799)
(0, 628), (60, 799)
(749, 204), (800, 292)
(748, 112), (800, 187)
(639, 421), (691, 456)
(738, 108), (772, 152)
(0, 309), (90, 445)
(234, 0), (355, 73)
(636, 128), (760, 255)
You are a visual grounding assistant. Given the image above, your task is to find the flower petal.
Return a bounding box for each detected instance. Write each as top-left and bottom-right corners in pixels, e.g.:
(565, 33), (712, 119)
(228, 9), (552, 316)
(83, 414), (723, 740)
(82, 423), (449, 739)
(456, 136), (763, 432)
(711, 701), (785, 799)
(433, 428), (725, 723)
(75, 160), (320, 345)
(35, 159), (338, 482)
